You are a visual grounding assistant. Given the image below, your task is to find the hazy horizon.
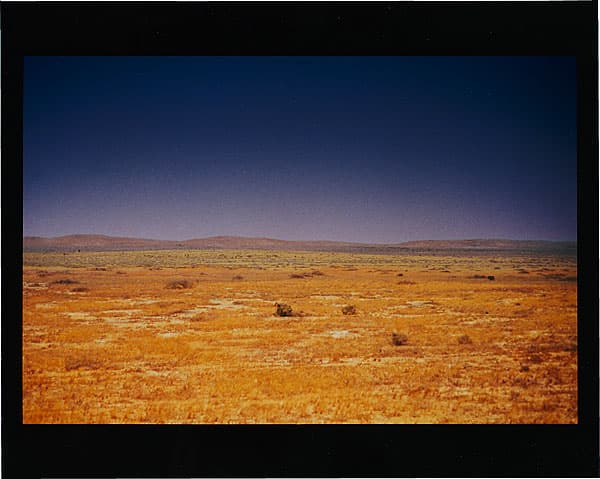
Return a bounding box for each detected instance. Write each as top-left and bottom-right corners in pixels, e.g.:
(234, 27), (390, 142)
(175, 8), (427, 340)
(23, 231), (576, 245)
(24, 56), (576, 243)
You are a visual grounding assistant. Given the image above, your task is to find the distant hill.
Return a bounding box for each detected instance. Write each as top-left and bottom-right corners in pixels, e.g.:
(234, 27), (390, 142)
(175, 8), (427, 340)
(22, 234), (577, 255)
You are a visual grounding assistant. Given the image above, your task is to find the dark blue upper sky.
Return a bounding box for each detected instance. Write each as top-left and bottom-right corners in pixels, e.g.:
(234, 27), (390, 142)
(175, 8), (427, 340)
(24, 56), (576, 243)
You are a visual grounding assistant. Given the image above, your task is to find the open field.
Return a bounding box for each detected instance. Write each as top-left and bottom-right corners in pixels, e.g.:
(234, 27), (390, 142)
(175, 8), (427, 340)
(23, 248), (577, 423)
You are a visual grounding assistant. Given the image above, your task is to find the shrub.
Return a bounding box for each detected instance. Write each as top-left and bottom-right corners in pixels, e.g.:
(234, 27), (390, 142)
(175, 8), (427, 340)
(165, 279), (194, 289)
(391, 332), (408, 346)
(487, 275), (495, 281)
(341, 305), (356, 315)
(64, 357), (100, 371)
(52, 278), (79, 285)
(289, 273), (305, 279)
(458, 334), (472, 345)
(274, 303), (293, 317)
(232, 275), (244, 280)
(71, 287), (89, 293)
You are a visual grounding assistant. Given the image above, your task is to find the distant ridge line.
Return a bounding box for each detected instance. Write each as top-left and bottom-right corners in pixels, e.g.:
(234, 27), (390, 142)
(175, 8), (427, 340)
(22, 234), (577, 254)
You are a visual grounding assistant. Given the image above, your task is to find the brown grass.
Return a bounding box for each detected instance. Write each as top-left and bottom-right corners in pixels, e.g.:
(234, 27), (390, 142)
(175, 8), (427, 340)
(22, 248), (577, 424)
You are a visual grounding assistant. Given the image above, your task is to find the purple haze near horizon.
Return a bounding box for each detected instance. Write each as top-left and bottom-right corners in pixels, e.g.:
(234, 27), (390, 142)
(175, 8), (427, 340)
(23, 56), (576, 243)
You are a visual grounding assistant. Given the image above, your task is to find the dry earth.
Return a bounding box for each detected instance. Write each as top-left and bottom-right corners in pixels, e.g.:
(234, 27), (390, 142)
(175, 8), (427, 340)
(22, 249), (577, 423)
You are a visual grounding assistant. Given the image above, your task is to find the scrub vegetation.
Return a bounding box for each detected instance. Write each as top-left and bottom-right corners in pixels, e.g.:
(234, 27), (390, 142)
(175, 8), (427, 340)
(23, 248), (577, 424)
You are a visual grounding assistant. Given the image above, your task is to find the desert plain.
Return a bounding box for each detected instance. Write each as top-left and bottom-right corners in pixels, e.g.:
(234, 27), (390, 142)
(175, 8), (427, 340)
(22, 247), (577, 424)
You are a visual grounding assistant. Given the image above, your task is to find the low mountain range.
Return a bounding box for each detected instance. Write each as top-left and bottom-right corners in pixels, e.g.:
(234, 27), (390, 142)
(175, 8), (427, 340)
(23, 234), (577, 254)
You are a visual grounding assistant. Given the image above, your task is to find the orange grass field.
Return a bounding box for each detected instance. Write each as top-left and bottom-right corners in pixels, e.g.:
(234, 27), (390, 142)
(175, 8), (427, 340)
(22, 248), (577, 424)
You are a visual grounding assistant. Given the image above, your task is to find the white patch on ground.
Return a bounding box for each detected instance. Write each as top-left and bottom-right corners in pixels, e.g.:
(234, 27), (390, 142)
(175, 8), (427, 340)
(497, 298), (526, 305)
(176, 307), (210, 318)
(128, 298), (162, 305)
(340, 357), (362, 365)
(26, 342), (52, 348)
(370, 311), (422, 319)
(35, 303), (57, 309)
(146, 369), (172, 376)
(310, 295), (343, 301)
(460, 316), (512, 325)
(327, 329), (355, 339)
(406, 300), (434, 307)
(157, 332), (181, 338)
(209, 298), (248, 310)
(101, 309), (144, 316)
(233, 291), (267, 298)
(63, 311), (96, 321)
(229, 327), (269, 336)
(102, 318), (138, 327)
(24, 282), (48, 289)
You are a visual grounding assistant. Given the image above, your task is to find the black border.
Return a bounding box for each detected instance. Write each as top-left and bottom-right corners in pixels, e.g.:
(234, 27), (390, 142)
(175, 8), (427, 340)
(2, 2), (598, 477)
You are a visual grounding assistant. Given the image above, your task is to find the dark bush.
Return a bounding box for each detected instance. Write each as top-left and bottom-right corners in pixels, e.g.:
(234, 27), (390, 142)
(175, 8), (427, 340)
(71, 287), (89, 293)
(52, 278), (79, 285)
(341, 305), (356, 315)
(458, 334), (472, 345)
(232, 275), (244, 280)
(275, 303), (293, 317)
(64, 357), (100, 371)
(165, 279), (194, 289)
(289, 273), (305, 279)
(391, 332), (408, 346)
(487, 275), (495, 281)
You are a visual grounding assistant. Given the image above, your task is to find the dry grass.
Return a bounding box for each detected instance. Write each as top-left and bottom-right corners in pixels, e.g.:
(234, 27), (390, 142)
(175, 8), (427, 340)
(23, 248), (577, 424)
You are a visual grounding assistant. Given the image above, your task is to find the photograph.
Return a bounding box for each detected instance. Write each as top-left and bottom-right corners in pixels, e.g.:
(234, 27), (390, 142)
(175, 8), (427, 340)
(4, 2), (597, 477)
(22, 55), (577, 424)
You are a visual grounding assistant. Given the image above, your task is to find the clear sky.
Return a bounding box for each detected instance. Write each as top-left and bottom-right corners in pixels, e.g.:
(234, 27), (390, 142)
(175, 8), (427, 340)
(23, 56), (576, 243)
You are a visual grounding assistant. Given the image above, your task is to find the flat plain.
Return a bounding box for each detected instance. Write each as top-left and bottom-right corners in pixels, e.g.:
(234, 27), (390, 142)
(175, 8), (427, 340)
(22, 248), (577, 423)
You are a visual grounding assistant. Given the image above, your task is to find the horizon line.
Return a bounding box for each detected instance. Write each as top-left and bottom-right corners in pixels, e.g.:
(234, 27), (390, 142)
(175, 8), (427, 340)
(22, 233), (578, 245)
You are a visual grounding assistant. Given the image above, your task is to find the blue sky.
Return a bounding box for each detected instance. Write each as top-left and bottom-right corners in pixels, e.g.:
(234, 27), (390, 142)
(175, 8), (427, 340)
(23, 56), (576, 242)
